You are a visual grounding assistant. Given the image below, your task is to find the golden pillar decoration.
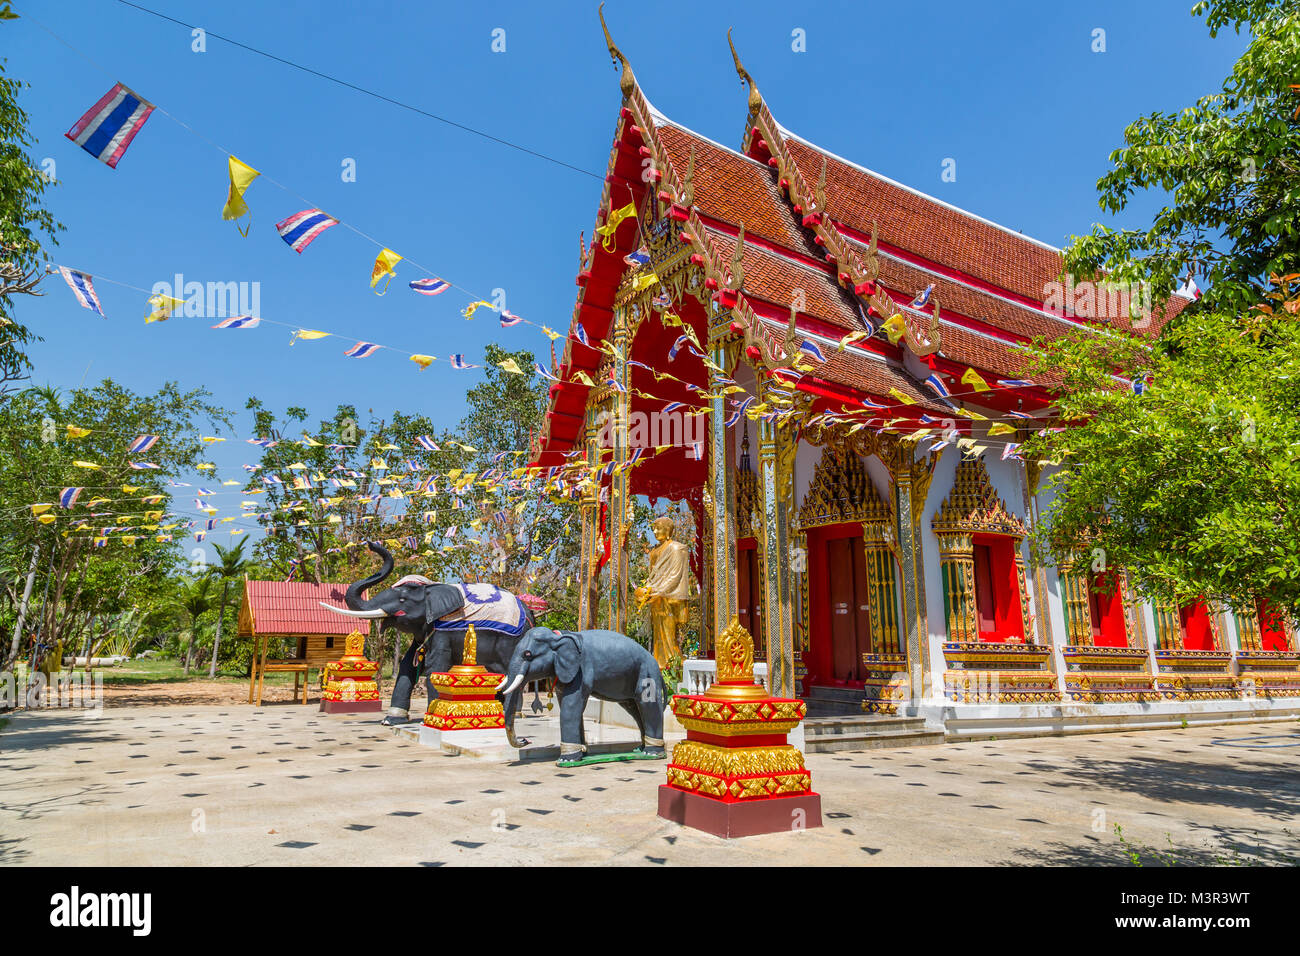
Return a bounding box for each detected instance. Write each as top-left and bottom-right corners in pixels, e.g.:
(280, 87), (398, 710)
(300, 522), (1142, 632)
(423, 624), (506, 731)
(707, 344), (740, 641)
(658, 617), (822, 838)
(319, 629), (382, 714)
(605, 304), (632, 633)
(756, 409), (796, 699)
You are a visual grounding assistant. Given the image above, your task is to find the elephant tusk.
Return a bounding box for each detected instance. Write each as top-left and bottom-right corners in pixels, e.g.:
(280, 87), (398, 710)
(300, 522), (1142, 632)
(318, 602), (388, 619)
(500, 674), (525, 697)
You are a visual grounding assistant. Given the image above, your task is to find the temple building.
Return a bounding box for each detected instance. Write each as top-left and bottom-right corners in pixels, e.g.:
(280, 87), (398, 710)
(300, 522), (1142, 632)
(531, 18), (1300, 740)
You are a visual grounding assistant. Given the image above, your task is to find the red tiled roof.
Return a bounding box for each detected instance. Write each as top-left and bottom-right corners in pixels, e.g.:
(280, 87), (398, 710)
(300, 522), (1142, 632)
(239, 580), (358, 637)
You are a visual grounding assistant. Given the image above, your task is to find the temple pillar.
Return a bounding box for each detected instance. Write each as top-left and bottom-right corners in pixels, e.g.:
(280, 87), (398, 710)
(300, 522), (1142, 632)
(605, 305), (631, 632)
(889, 440), (934, 705)
(756, 414), (795, 698)
(708, 345), (739, 639)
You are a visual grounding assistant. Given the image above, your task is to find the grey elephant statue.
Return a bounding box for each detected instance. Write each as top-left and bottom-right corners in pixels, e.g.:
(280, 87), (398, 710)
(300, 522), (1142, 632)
(320, 542), (535, 727)
(497, 626), (668, 767)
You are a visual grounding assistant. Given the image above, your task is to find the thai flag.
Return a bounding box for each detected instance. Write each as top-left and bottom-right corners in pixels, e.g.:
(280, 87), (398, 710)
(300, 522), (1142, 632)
(59, 487), (83, 509)
(275, 209), (339, 254)
(450, 354), (478, 369)
(534, 361), (560, 382)
(606, 374), (626, 393)
(624, 247), (650, 267)
(128, 435), (159, 454)
(668, 334), (692, 361)
(910, 284), (935, 309)
(500, 309), (524, 328)
(860, 397), (888, 410)
(574, 324), (590, 347)
(924, 373), (951, 398)
(344, 341), (381, 358)
(410, 277), (450, 296)
(416, 435), (440, 451)
(65, 83), (155, 168)
(1007, 410), (1033, 419)
(1131, 377), (1147, 395)
(211, 316), (261, 330)
(59, 267), (105, 316)
(998, 379), (1034, 388)
(1001, 443), (1022, 460)
(128, 461), (160, 470)
(690, 441), (703, 460)
(663, 402), (686, 414)
(800, 339), (827, 363)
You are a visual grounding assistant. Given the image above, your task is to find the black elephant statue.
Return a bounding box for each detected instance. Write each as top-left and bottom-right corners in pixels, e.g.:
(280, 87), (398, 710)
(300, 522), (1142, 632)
(320, 542), (535, 727)
(497, 626), (668, 766)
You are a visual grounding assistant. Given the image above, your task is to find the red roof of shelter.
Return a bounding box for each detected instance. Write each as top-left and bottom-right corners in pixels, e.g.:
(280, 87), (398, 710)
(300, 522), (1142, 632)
(238, 580), (358, 637)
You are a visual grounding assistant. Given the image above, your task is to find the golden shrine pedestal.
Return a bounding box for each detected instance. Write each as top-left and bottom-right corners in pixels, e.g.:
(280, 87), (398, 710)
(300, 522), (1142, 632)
(319, 631), (382, 714)
(422, 625), (506, 731)
(658, 619), (822, 838)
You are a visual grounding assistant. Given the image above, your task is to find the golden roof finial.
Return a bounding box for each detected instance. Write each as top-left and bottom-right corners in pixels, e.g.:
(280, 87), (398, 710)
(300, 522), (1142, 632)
(727, 28), (763, 115)
(598, 3), (636, 99)
(730, 222), (746, 290)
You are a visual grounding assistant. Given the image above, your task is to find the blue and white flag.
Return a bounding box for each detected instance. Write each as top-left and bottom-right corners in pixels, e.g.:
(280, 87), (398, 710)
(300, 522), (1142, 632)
(344, 341), (381, 358)
(128, 461), (160, 470)
(910, 284), (935, 309)
(573, 324), (590, 347)
(534, 361), (560, 382)
(799, 339), (827, 363)
(65, 83), (155, 168)
(128, 435), (159, 454)
(211, 315), (261, 330)
(409, 277), (450, 296)
(275, 209), (339, 254)
(58, 267), (105, 316)
(998, 378), (1034, 388)
(624, 246), (650, 267)
(450, 354), (479, 369)
(500, 309), (524, 328)
(416, 435), (441, 451)
(668, 334), (692, 361)
(59, 487), (83, 509)
(924, 373), (951, 399)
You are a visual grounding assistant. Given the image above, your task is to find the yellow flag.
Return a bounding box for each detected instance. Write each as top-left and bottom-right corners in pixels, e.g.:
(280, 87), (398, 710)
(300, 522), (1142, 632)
(37, 513), (57, 524)
(292, 329), (330, 344)
(594, 203), (636, 251)
(196, 462), (216, 470)
(837, 330), (869, 351)
(462, 300), (493, 320)
(631, 272), (659, 292)
(31, 504), (53, 515)
(370, 248), (402, 293)
(65, 425), (92, 439)
(410, 353), (435, 370)
(72, 460), (100, 469)
(988, 422), (1016, 436)
(961, 368), (990, 392)
(145, 294), (184, 324)
(573, 371), (595, 387)
(221, 156), (260, 234)
(541, 326), (562, 341)
(887, 388), (916, 405)
(498, 358), (523, 375)
(882, 313), (908, 344)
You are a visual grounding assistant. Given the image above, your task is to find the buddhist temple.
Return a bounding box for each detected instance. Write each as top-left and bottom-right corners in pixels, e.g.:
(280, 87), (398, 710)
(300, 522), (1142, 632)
(531, 14), (1300, 739)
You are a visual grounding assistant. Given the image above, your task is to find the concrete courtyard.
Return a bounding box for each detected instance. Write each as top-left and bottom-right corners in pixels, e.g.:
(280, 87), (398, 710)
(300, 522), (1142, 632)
(1, 704), (1297, 866)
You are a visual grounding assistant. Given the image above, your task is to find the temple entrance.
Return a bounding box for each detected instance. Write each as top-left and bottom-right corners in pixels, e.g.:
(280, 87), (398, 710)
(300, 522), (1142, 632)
(807, 523), (870, 685)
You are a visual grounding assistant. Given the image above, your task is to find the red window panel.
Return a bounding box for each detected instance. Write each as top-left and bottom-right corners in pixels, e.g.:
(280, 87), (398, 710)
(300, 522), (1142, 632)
(1179, 600), (1215, 651)
(1088, 572), (1128, 647)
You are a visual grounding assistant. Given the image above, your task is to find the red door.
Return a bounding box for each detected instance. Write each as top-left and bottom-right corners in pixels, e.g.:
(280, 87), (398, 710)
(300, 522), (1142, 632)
(736, 539), (762, 658)
(973, 544), (997, 637)
(1257, 599), (1289, 652)
(1180, 601), (1215, 650)
(807, 523), (870, 686)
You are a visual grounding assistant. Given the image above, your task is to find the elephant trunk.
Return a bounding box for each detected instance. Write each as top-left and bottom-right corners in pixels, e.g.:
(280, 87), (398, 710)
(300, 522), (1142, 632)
(346, 541), (393, 611)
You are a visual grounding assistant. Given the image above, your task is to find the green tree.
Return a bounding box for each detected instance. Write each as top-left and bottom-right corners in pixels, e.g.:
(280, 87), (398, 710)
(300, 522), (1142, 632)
(0, 53), (63, 396)
(171, 574), (216, 675)
(206, 537), (250, 677)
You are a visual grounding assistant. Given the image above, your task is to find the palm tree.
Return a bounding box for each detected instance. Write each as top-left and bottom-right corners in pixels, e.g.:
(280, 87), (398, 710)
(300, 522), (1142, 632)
(207, 538), (250, 677)
(175, 574), (216, 675)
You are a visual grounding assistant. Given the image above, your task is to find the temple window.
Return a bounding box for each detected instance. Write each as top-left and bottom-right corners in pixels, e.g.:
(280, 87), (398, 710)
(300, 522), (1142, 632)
(1153, 599), (1218, 651)
(1060, 566), (1129, 647)
(933, 457), (1033, 644)
(1236, 599), (1293, 653)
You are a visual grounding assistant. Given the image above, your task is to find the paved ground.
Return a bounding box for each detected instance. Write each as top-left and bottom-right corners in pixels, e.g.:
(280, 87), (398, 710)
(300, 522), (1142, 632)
(1, 704), (1297, 866)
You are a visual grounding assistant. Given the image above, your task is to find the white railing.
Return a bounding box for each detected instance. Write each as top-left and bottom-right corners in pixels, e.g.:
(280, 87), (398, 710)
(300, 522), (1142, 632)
(680, 658), (769, 695)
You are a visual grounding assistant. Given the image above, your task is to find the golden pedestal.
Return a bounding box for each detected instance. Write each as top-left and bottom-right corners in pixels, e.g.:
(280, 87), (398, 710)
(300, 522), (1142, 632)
(658, 618), (822, 838)
(319, 631), (382, 714)
(423, 625), (506, 730)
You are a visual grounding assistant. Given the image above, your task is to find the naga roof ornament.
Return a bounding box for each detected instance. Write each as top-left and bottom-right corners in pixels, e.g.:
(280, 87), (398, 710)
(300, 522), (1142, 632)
(599, 3), (636, 99)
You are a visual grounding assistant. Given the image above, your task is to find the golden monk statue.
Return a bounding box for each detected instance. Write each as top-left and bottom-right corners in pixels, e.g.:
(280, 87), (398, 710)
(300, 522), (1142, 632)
(635, 515), (695, 670)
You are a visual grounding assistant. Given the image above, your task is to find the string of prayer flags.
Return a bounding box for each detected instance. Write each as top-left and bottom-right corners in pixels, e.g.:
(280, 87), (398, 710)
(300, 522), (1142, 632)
(291, 329), (330, 344)
(409, 354), (435, 370)
(343, 341), (381, 358)
(66, 83), (155, 169)
(275, 208), (339, 253)
(59, 267), (105, 316)
(370, 248), (403, 294)
(410, 277), (450, 296)
(961, 368), (990, 392)
(595, 203), (636, 251)
(462, 300), (493, 320)
(221, 156), (260, 235)
(211, 316), (260, 329)
(145, 293), (184, 324)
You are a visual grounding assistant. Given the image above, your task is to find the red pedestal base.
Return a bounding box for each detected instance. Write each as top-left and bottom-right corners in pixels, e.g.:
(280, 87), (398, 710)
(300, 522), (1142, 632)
(657, 786), (823, 839)
(319, 699), (383, 714)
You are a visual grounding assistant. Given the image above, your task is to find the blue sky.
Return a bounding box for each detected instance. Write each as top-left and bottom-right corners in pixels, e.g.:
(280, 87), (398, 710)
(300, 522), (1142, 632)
(7, 0), (1247, 483)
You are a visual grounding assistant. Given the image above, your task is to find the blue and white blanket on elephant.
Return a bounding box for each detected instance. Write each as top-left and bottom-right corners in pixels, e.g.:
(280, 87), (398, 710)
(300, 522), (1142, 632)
(434, 582), (529, 638)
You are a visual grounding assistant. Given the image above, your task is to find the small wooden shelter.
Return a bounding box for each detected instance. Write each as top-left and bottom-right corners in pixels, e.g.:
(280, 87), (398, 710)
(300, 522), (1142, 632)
(238, 578), (362, 705)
